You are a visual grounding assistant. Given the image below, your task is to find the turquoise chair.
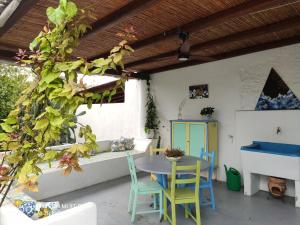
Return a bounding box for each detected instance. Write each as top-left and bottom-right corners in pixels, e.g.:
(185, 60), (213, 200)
(126, 154), (163, 223)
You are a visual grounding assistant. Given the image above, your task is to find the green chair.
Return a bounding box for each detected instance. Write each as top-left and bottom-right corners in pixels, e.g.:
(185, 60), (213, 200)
(163, 161), (201, 225)
(126, 154), (163, 223)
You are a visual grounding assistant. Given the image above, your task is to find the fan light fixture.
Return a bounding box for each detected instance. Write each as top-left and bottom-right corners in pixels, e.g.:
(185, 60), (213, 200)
(178, 51), (189, 61)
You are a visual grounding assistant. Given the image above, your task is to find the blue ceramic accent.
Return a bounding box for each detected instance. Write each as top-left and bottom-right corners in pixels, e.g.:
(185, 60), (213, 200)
(19, 201), (36, 218)
(241, 141), (300, 157)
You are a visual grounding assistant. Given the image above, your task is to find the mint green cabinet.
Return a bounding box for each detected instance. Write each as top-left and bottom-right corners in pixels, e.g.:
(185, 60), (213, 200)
(189, 123), (206, 157)
(172, 122), (186, 152)
(171, 120), (218, 165)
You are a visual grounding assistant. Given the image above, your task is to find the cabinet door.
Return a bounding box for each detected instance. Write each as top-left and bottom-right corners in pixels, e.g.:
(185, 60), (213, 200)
(172, 122), (187, 153)
(189, 123), (206, 157)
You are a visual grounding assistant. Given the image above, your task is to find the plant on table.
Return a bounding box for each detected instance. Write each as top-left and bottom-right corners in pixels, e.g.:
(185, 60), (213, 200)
(0, 0), (134, 206)
(145, 80), (160, 138)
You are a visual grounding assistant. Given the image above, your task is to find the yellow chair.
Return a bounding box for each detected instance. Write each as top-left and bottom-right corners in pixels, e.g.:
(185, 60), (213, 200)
(163, 161), (201, 225)
(149, 146), (168, 181)
(149, 146), (168, 156)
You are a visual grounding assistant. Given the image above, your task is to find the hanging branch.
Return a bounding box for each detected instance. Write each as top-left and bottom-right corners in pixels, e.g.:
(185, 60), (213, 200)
(0, 0), (134, 207)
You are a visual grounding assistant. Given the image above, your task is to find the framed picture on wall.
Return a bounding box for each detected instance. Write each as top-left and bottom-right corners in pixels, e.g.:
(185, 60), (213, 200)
(189, 84), (209, 99)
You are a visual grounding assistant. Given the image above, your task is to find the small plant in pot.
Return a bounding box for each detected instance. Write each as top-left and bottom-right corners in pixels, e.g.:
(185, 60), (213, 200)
(200, 107), (215, 120)
(145, 80), (160, 139)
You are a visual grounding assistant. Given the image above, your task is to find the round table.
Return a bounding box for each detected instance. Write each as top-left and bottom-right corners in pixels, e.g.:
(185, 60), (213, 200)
(135, 155), (210, 188)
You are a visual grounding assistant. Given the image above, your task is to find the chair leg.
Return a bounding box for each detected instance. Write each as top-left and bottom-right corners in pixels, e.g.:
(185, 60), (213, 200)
(184, 204), (189, 218)
(128, 187), (133, 213)
(163, 194), (167, 221)
(200, 188), (205, 204)
(195, 199), (201, 225)
(131, 191), (137, 223)
(171, 202), (176, 225)
(154, 194), (157, 209)
(159, 191), (163, 219)
(209, 184), (216, 210)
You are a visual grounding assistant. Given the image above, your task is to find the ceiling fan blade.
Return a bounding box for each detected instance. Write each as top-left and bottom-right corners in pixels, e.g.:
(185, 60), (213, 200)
(144, 55), (176, 63)
(190, 54), (215, 62)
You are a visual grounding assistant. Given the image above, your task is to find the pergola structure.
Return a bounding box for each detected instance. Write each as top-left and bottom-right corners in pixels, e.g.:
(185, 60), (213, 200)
(0, 0), (299, 78)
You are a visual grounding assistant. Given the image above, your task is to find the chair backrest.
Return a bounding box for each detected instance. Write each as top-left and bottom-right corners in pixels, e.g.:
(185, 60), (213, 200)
(170, 161), (201, 197)
(149, 146), (168, 156)
(126, 153), (138, 185)
(200, 151), (215, 181)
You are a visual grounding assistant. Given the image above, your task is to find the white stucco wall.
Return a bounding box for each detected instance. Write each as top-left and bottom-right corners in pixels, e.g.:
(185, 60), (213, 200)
(76, 79), (147, 141)
(151, 43), (300, 181)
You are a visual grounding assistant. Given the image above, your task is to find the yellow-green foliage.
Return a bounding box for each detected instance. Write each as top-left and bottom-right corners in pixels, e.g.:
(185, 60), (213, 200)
(0, 0), (133, 202)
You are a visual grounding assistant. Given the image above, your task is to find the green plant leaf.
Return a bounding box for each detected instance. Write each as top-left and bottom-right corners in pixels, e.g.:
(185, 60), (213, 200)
(44, 150), (58, 161)
(65, 1), (77, 19)
(43, 71), (60, 84)
(47, 6), (65, 25)
(33, 119), (49, 130)
(0, 123), (13, 133)
(4, 117), (17, 125)
(0, 133), (9, 141)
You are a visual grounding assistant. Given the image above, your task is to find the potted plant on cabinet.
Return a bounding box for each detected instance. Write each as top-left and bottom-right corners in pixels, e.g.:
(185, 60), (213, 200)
(200, 107), (215, 120)
(145, 80), (160, 139)
(0, 0), (134, 207)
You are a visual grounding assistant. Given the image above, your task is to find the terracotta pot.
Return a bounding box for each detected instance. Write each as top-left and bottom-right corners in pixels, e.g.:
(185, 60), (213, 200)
(268, 176), (287, 198)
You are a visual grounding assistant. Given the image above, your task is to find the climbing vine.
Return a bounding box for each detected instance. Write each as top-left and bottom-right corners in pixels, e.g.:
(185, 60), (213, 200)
(0, 0), (134, 206)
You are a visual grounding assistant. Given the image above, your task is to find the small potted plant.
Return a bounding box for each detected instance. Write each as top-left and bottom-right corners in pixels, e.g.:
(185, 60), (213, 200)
(145, 80), (160, 139)
(200, 107), (215, 120)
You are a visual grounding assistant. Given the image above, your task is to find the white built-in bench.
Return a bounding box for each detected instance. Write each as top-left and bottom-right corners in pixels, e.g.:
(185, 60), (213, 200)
(27, 138), (151, 200)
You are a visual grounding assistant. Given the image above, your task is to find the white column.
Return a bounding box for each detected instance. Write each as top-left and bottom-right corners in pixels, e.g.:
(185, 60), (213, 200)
(295, 180), (300, 207)
(136, 80), (147, 139)
(243, 171), (260, 196)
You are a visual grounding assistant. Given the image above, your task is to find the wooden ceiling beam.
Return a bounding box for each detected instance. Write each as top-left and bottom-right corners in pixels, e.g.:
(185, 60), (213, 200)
(127, 16), (300, 68)
(83, 0), (159, 39)
(89, 0), (299, 61)
(0, 49), (16, 60)
(0, 0), (38, 37)
(144, 35), (300, 75)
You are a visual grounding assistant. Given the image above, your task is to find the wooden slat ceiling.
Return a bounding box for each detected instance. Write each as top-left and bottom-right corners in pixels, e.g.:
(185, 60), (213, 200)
(0, 0), (299, 77)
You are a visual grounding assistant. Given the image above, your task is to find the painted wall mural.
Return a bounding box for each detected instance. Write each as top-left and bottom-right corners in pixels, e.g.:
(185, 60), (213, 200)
(255, 68), (300, 110)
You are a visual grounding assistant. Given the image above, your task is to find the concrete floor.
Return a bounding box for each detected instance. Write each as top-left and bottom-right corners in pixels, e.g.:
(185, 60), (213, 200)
(47, 173), (300, 225)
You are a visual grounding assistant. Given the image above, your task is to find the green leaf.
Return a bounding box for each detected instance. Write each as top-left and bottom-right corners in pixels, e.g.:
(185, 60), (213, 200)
(113, 53), (122, 64)
(44, 150), (58, 161)
(55, 62), (69, 71)
(0, 133), (9, 141)
(47, 6), (65, 26)
(30, 38), (40, 51)
(4, 117), (17, 125)
(0, 123), (13, 133)
(69, 59), (84, 71)
(33, 119), (49, 130)
(43, 71), (60, 84)
(60, 0), (67, 8)
(5, 154), (22, 164)
(49, 116), (64, 127)
(65, 1), (77, 19)
(92, 58), (111, 67)
(46, 106), (60, 116)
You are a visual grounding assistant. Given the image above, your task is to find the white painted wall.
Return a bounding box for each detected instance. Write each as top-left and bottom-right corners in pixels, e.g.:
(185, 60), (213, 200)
(151, 43), (300, 182)
(76, 79), (147, 141)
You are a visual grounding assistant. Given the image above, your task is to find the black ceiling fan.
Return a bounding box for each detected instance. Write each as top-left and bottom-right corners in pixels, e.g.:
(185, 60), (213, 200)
(147, 31), (214, 63)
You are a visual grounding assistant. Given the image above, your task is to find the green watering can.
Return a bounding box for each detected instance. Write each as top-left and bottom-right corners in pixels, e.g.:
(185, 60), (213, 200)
(224, 165), (241, 192)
